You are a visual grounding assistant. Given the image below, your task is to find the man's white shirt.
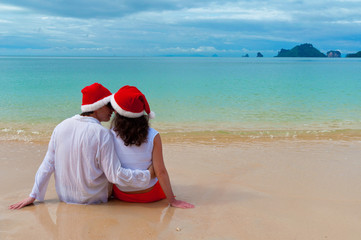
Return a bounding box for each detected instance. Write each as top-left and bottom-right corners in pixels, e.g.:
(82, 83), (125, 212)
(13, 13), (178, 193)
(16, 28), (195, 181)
(30, 115), (151, 204)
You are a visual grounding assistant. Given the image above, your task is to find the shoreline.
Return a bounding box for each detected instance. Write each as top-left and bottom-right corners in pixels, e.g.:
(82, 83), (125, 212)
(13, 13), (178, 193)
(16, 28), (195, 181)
(2, 132), (361, 146)
(2, 139), (361, 239)
(1, 121), (361, 145)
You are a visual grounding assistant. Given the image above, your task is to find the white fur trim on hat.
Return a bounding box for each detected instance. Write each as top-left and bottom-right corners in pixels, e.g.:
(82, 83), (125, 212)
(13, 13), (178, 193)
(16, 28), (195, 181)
(111, 95), (156, 118)
(148, 111), (155, 119)
(81, 95), (112, 112)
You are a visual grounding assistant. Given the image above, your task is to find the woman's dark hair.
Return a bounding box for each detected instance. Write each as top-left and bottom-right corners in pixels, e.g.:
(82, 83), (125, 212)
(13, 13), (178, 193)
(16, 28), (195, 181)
(111, 113), (149, 146)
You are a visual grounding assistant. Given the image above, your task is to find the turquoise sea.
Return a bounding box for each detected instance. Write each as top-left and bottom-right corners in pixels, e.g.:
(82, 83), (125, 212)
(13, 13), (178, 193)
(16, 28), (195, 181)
(1, 57), (361, 142)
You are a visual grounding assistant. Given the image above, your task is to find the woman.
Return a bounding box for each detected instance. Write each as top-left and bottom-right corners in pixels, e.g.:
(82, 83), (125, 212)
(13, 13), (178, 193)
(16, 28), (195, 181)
(110, 85), (194, 209)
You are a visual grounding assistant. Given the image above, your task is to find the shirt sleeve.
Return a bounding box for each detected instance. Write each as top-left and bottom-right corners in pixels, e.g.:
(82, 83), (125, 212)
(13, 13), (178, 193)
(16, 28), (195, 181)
(29, 130), (56, 201)
(99, 131), (151, 188)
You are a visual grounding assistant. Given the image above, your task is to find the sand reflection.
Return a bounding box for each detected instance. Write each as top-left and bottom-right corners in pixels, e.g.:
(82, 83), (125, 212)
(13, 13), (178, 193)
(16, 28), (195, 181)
(33, 200), (175, 240)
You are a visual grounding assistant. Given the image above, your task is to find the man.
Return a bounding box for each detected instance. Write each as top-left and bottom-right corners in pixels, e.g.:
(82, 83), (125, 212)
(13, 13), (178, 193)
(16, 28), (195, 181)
(9, 83), (153, 209)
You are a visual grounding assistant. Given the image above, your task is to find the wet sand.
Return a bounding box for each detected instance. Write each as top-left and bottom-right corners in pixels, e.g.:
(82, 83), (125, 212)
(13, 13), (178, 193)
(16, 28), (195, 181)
(1, 139), (361, 239)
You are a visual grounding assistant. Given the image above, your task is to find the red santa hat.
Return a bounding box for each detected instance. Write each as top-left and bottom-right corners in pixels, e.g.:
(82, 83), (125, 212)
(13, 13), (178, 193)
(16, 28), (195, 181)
(111, 85), (155, 119)
(81, 83), (112, 112)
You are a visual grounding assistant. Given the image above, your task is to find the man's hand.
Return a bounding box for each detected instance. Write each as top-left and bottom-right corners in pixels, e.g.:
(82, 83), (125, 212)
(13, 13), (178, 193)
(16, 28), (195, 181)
(9, 197), (35, 210)
(148, 164), (156, 179)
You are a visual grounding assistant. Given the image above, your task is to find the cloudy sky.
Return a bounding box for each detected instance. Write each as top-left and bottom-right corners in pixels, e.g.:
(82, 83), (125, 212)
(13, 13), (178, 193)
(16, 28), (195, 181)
(0, 0), (361, 57)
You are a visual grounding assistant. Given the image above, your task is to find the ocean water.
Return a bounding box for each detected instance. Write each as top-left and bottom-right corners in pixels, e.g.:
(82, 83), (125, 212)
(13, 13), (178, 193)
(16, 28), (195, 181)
(1, 57), (361, 142)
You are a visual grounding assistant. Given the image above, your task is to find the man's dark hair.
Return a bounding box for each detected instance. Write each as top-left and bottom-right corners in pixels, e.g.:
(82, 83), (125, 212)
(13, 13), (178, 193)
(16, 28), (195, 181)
(80, 111), (94, 116)
(80, 103), (113, 116)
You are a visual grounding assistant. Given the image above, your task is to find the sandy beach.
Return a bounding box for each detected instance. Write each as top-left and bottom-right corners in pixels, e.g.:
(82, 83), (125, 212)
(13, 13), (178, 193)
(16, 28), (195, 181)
(1, 138), (361, 240)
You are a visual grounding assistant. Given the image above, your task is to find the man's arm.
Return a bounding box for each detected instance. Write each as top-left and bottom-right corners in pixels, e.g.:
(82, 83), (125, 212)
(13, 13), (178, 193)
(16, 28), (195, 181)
(99, 132), (151, 188)
(148, 164), (156, 179)
(9, 131), (56, 209)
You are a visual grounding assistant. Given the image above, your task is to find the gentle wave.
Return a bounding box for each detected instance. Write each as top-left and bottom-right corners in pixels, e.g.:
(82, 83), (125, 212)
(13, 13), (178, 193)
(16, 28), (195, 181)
(2, 123), (360, 144)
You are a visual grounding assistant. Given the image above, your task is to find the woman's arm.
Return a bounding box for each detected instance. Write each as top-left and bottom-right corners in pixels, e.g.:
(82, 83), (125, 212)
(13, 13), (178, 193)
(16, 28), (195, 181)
(152, 134), (194, 209)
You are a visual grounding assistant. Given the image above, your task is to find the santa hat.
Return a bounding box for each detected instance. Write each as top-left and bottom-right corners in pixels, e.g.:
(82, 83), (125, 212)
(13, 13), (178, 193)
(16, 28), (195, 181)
(111, 85), (155, 119)
(81, 83), (112, 112)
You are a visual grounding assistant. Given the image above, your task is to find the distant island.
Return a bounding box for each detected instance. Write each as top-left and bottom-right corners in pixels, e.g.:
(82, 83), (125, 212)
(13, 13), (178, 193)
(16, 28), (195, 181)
(275, 43), (326, 57)
(346, 51), (361, 58)
(327, 50), (341, 58)
(274, 43), (361, 58)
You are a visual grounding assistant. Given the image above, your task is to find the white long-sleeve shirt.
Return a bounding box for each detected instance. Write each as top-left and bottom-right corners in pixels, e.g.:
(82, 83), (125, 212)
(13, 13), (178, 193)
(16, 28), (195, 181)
(30, 115), (151, 204)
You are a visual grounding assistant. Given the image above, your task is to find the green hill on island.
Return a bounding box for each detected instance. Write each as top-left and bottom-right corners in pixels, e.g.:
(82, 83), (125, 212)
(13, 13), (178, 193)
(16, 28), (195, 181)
(276, 43), (326, 57)
(346, 51), (361, 58)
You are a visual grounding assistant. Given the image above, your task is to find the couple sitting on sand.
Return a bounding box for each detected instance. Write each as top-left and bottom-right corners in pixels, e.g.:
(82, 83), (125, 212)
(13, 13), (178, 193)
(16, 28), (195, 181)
(9, 83), (194, 210)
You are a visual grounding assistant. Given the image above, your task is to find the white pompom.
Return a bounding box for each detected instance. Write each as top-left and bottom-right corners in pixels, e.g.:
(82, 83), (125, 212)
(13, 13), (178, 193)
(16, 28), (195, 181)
(148, 111), (156, 119)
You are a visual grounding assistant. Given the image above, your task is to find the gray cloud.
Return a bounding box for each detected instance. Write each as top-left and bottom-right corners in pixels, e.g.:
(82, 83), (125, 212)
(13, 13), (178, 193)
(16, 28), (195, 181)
(1, 0), (218, 18)
(0, 0), (361, 56)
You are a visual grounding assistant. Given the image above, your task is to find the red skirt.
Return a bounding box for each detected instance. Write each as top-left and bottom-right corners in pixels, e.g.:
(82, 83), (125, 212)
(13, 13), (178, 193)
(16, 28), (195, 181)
(113, 181), (166, 203)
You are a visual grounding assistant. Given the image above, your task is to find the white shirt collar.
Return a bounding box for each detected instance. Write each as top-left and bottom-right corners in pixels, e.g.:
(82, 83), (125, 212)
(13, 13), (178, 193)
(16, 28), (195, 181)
(72, 114), (100, 124)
